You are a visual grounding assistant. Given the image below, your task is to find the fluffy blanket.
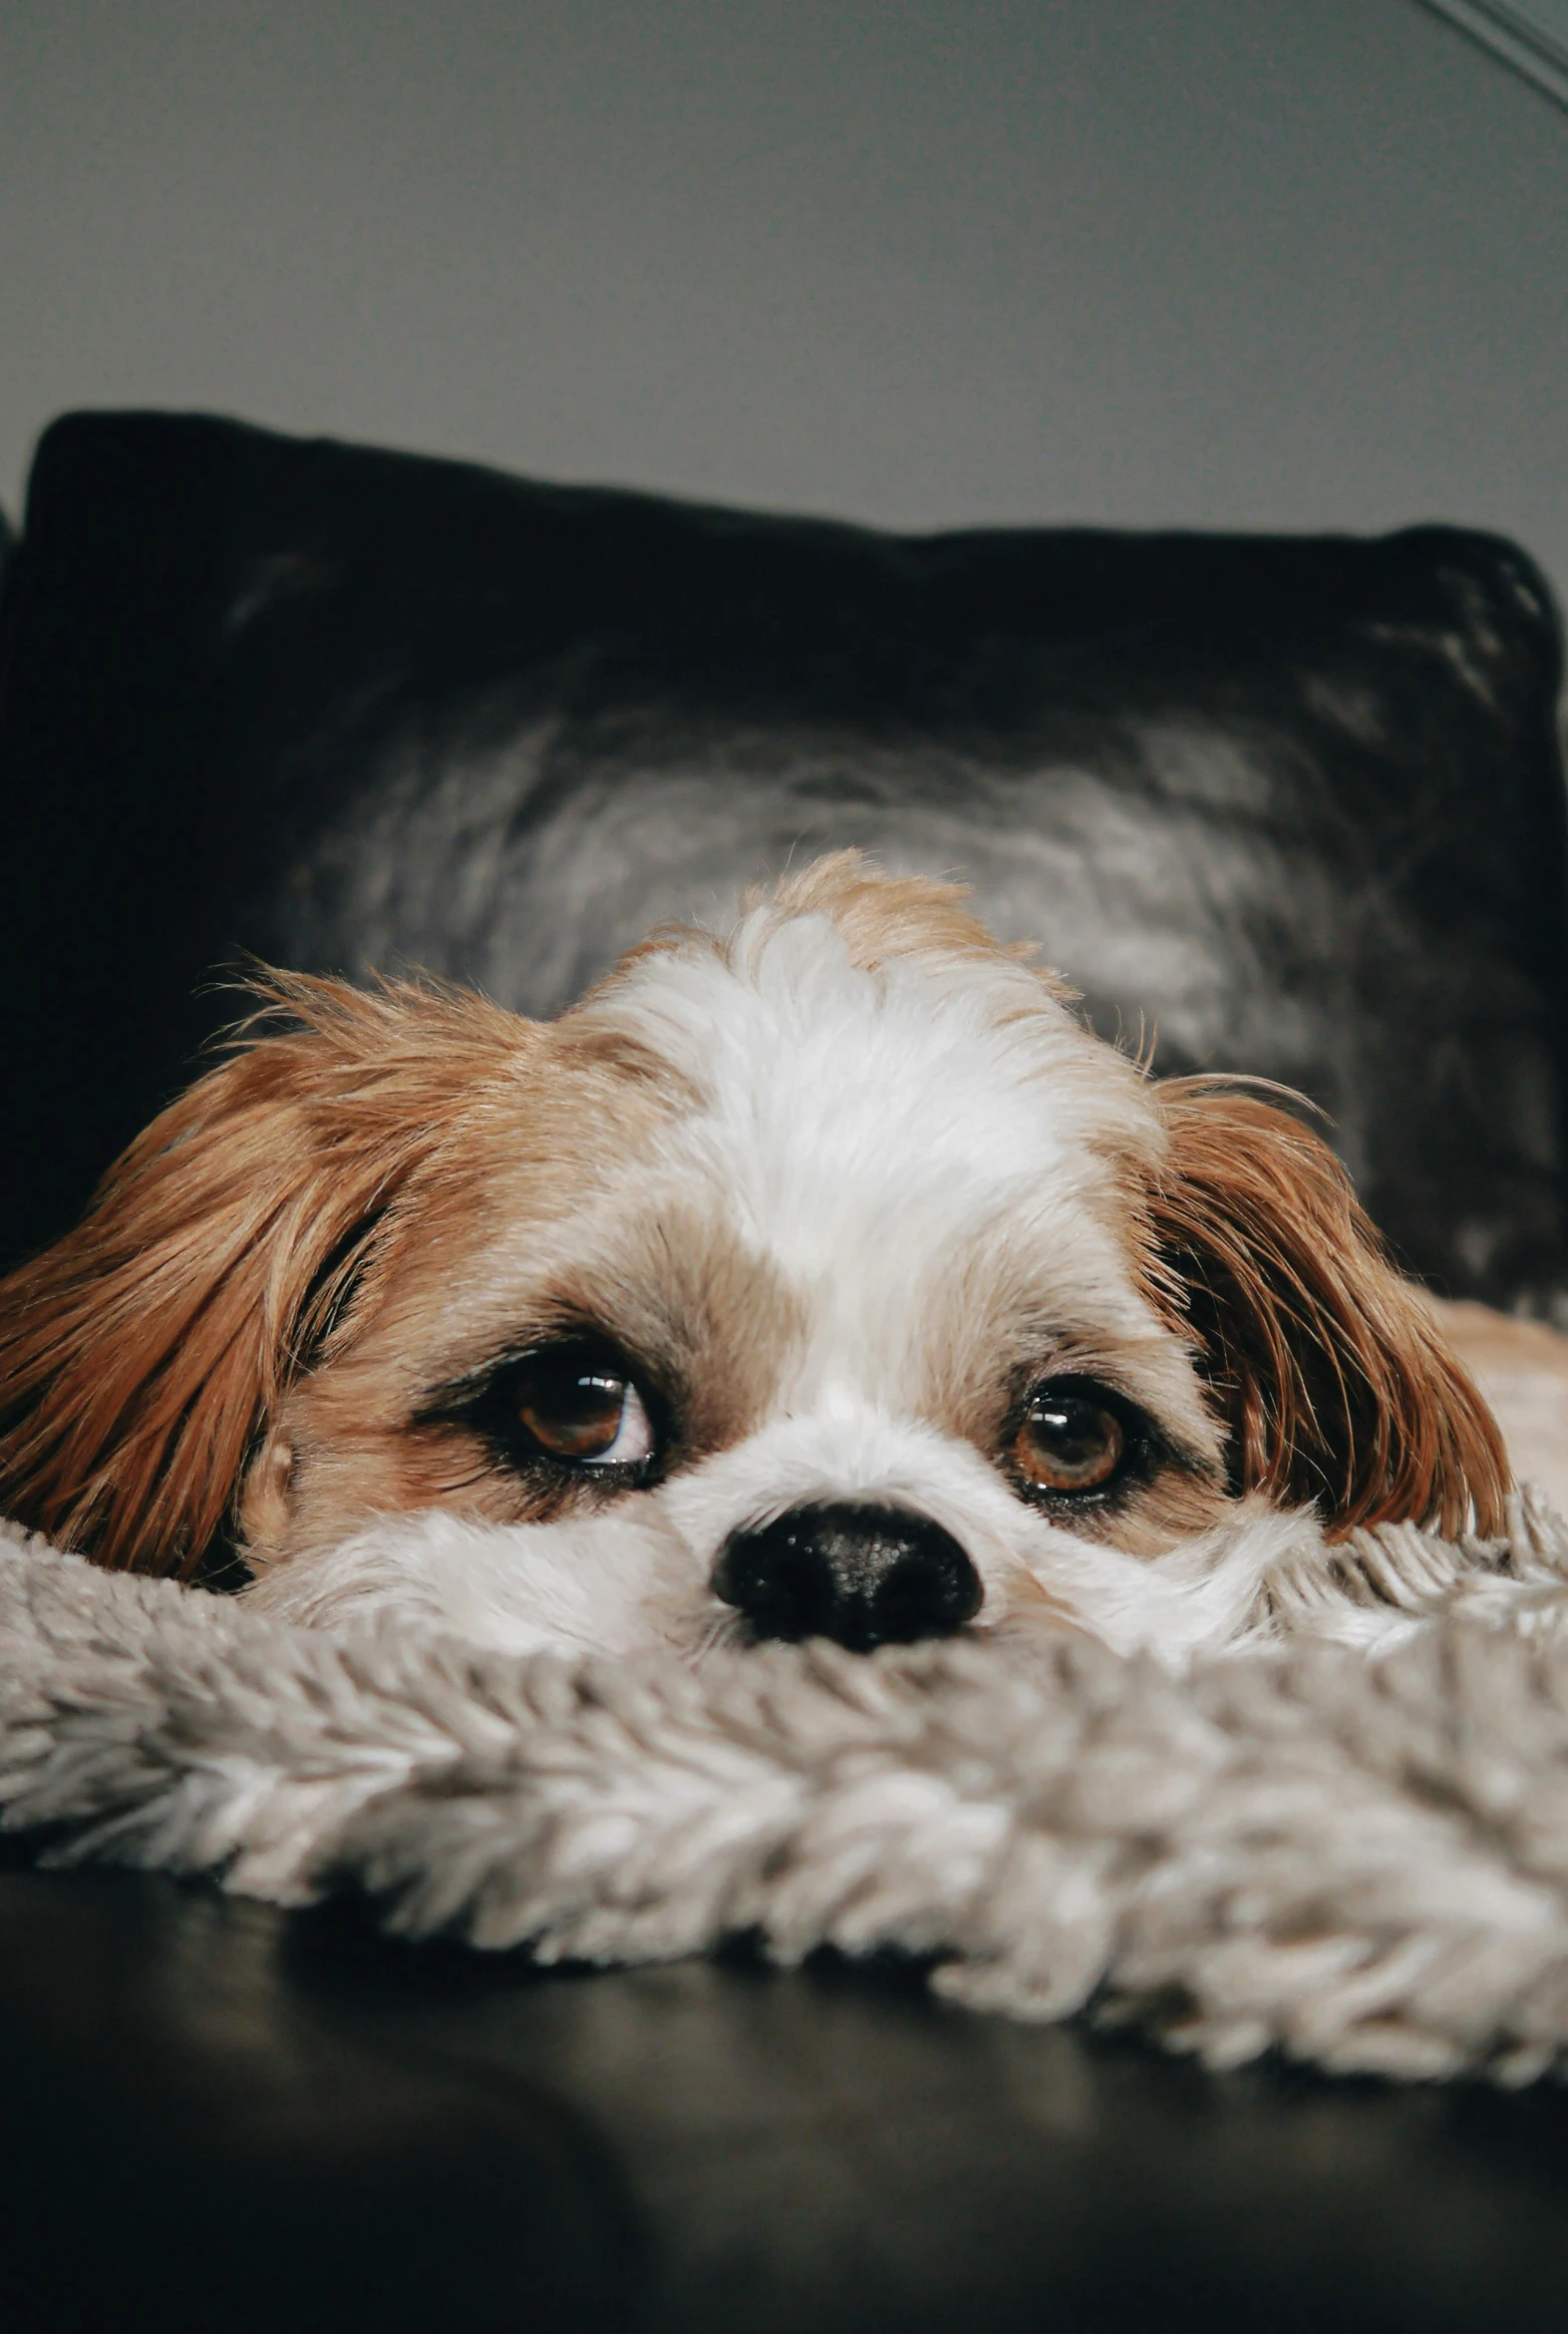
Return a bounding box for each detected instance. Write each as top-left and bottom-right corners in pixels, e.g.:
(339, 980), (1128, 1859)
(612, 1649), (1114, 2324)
(10, 1502), (1568, 2084)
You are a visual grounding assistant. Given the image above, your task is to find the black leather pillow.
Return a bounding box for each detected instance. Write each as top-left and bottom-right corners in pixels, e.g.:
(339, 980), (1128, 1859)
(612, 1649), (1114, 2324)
(0, 410), (1563, 1304)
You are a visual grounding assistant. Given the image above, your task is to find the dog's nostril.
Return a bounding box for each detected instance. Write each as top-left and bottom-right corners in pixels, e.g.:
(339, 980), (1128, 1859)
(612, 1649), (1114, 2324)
(712, 1501), (982, 1653)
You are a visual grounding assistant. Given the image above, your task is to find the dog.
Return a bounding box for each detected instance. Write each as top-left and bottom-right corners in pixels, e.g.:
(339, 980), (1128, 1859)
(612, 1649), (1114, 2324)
(0, 855), (1514, 1664)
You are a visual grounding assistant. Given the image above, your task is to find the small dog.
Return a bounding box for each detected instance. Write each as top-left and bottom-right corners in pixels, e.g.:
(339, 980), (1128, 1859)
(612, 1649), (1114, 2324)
(0, 857), (1511, 1663)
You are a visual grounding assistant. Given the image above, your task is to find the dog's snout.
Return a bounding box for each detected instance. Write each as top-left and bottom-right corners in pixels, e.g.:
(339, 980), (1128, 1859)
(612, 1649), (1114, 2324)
(713, 1501), (982, 1652)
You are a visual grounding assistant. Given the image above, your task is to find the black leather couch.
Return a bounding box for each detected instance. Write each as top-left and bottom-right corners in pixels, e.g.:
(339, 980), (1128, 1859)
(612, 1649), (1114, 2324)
(3, 413), (1568, 2332)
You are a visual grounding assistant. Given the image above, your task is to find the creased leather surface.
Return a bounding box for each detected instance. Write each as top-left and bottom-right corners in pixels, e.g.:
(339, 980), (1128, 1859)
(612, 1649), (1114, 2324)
(0, 411), (1564, 1299)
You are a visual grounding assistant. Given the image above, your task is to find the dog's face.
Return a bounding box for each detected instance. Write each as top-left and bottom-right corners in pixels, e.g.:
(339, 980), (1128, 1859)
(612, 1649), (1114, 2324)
(0, 859), (1508, 1660)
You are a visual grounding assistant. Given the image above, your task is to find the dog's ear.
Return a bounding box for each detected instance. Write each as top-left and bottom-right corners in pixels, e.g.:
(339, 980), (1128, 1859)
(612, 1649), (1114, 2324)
(0, 973), (525, 1579)
(1144, 1082), (1510, 1540)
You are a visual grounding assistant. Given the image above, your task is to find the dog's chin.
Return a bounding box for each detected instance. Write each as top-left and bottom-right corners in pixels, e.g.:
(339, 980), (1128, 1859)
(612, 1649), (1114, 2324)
(238, 1492), (1330, 1667)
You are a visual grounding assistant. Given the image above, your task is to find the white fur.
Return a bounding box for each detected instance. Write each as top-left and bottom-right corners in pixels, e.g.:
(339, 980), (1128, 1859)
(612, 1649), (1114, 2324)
(598, 907), (1173, 1357)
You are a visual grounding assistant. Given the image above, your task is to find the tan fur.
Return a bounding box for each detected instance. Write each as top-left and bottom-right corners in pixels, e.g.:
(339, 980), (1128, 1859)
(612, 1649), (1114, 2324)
(747, 856), (1062, 985)
(615, 851), (1074, 999)
(1144, 1083), (1510, 1539)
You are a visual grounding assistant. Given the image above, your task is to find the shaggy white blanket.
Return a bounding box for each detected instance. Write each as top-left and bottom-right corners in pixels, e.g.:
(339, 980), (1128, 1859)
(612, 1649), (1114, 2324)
(10, 1502), (1568, 2084)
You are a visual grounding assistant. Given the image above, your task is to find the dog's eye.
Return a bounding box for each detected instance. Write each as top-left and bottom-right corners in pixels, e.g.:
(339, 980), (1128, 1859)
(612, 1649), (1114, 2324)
(511, 1349), (655, 1468)
(1013, 1380), (1128, 1495)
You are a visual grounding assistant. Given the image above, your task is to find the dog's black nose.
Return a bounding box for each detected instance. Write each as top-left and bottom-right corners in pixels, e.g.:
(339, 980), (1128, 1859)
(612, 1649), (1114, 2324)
(713, 1501), (982, 1652)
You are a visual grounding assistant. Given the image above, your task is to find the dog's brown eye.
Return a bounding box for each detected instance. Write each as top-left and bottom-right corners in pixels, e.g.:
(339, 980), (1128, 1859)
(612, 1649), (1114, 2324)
(1014, 1384), (1126, 1494)
(513, 1352), (654, 1467)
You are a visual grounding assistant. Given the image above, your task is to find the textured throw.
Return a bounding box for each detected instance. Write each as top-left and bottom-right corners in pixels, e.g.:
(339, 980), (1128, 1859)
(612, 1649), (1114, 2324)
(9, 1504), (1568, 2083)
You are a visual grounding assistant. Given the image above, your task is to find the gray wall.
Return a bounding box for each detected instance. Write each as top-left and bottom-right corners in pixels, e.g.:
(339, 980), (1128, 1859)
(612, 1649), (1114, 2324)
(2, 0), (1565, 601)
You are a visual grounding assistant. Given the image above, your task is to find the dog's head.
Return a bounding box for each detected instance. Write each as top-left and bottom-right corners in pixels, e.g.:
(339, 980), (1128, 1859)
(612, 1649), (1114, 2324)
(0, 858), (1508, 1659)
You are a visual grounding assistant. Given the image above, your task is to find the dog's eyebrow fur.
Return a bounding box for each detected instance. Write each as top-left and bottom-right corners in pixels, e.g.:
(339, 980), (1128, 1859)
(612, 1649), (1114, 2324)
(405, 1201), (809, 1461)
(910, 1216), (1222, 1457)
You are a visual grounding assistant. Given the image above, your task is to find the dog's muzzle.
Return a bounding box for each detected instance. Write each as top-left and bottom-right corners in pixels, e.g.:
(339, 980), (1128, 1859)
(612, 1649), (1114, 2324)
(712, 1500), (983, 1652)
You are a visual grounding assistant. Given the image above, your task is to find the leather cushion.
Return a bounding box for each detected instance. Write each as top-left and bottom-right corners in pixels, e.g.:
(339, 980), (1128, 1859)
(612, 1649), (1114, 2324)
(7, 1850), (1568, 2334)
(0, 410), (1563, 1299)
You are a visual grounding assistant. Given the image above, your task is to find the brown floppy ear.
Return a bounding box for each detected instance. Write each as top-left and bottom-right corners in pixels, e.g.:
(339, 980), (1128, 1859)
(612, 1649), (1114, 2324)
(1144, 1081), (1510, 1540)
(0, 973), (524, 1579)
